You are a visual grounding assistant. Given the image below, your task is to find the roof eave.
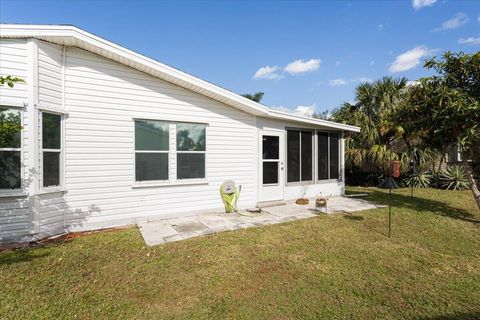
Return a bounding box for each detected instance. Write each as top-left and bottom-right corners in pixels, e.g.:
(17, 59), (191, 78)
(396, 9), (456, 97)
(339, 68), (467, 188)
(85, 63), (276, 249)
(267, 110), (361, 132)
(0, 24), (270, 116)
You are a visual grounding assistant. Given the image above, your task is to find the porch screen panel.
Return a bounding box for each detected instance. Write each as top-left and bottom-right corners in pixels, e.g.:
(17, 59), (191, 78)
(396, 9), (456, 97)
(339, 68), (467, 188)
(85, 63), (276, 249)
(301, 131), (313, 181)
(287, 130), (300, 182)
(329, 133), (340, 179)
(317, 132), (329, 180)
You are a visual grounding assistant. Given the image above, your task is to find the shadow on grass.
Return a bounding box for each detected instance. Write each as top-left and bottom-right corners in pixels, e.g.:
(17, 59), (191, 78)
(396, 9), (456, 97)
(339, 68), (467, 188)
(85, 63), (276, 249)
(0, 248), (49, 266)
(420, 312), (480, 320)
(343, 215), (364, 221)
(365, 190), (479, 225)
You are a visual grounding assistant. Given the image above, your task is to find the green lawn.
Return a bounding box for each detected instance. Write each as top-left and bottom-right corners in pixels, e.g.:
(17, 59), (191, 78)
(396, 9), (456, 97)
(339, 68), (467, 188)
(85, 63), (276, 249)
(1, 188), (480, 320)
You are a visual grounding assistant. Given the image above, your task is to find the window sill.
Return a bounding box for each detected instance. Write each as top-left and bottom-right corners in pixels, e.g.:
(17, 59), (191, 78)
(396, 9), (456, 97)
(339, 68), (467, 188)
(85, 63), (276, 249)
(37, 188), (68, 195)
(132, 179), (209, 189)
(0, 190), (28, 198)
(285, 179), (341, 186)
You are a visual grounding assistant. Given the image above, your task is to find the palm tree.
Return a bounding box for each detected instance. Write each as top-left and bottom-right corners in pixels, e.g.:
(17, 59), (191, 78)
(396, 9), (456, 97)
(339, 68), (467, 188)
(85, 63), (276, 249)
(241, 92), (264, 103)
(333, 77), (433, 175)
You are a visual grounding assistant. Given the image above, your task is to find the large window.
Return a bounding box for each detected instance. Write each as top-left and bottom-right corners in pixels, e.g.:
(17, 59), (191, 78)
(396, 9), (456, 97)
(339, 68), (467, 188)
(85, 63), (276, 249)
(134, 120), (206, 182)
(176, 123), (206, 180)
(287, 129), (313, 183)
(42, 112), (62, 187)
(318, 132), (340, 180)
(0, 107), (22, 189)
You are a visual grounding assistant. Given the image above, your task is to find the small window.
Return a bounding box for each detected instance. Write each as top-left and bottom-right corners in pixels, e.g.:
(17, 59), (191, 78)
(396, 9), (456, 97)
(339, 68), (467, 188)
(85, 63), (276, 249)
(42, 112), (62, 187)
(176, 123), (206, 179)
(0, 107), (22, 189)
(134, 120), (169, 181)
(317, 132), (340, 180)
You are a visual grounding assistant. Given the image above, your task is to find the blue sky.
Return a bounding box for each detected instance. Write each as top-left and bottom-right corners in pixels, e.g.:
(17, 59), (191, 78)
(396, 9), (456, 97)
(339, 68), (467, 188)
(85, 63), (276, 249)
(1, 0), (479, 115)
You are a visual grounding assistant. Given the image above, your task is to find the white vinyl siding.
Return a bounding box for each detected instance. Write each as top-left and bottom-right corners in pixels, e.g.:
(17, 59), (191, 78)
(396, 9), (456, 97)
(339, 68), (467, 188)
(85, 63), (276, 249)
(0, 39), (32, 243)
(63, 47), (256, 228)
(38, 41), (63, 109)
(0, 39), (29, 105)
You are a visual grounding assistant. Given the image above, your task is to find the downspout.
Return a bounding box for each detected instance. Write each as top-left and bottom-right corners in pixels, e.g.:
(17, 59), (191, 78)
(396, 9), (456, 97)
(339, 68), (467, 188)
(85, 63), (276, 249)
(26, 39), (40, 239)
(62, 45), (67, 230)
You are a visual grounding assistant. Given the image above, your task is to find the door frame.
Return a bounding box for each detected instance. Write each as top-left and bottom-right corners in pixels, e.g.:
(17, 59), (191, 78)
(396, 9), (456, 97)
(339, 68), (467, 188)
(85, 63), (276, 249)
(258, 130), (285, 202)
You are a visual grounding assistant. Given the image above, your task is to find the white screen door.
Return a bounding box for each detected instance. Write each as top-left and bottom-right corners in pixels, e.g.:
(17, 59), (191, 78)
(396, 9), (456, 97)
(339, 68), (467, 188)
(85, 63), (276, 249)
(259, 131), (284, 201)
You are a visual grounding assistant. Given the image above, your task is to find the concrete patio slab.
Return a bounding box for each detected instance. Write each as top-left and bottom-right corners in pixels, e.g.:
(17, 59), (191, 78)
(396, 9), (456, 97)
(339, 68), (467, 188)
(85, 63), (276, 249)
(139, 196), (384, 246)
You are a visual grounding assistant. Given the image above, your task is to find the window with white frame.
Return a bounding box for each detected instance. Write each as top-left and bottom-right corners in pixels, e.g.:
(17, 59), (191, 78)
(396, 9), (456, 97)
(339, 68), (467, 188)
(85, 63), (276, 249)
(134, 120), (206, 182)
(176, 123), (206, 180)
(0, 107), (22, 189)
(134, 120), (169, 181)
(318, 132), (340, 180)
(41, 112), (62, 187)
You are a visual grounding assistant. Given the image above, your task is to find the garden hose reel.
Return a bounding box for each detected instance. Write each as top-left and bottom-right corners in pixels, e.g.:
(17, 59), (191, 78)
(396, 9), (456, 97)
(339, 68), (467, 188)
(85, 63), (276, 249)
(220, 180), (241, 213)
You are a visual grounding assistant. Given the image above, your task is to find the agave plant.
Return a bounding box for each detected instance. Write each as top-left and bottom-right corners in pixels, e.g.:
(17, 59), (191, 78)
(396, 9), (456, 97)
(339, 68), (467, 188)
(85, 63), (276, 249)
(436, 166), (469, 190)
(404, 171), (432, 189)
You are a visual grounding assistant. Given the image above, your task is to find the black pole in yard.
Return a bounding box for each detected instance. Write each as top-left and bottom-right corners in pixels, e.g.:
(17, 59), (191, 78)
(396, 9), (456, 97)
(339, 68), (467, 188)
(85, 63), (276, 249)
(378, 153), (398, 238)
(389, 188), (392, 238)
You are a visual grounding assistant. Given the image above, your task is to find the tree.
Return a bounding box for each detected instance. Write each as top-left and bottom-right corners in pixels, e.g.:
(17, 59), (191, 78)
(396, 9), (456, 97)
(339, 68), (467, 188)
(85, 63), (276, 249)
(241, 92), (264, 103)
(0, 75), (24, 88)
(396, 52), (480, 210)
(332, 77), (432, 175)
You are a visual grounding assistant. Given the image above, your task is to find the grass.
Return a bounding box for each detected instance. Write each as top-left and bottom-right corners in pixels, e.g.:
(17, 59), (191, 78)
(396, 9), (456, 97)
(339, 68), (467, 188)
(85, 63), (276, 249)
(1, 187), (480, 320)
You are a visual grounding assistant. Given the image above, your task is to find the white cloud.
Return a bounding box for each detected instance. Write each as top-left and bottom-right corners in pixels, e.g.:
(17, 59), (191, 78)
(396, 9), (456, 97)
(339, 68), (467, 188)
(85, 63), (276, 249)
(389, 46), (432, 73)
(354, 77), (373, 83)
(329, 78), (347, 86)
(327, 77), (372, 87)
(272, 104), (316, 117)
(253, 65), (282, 80)
(284, 59), (321, 75)
(406, 80), (420, 87)
(433, 13), (469, 32)
(458, 36), (480, 45)
(412, 0), (437, 10)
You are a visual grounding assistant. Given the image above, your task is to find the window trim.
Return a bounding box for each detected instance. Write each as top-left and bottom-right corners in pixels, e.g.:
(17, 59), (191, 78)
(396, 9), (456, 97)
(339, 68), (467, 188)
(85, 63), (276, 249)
(132, 118), (208, 186)
(176, 122), (207, 181)
(0, 106), (24, 192)
(133, 119), (170, 183)
(285, 128), (314, 186)
(40, 111), (64, 192)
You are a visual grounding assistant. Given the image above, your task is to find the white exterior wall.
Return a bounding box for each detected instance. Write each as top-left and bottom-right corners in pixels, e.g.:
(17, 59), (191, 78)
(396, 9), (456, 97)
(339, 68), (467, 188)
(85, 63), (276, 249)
(0, 39), (32, 243)
(62, 47), (257, 231)
(36, 40), (67, 238)
(1, 37), (346, 243)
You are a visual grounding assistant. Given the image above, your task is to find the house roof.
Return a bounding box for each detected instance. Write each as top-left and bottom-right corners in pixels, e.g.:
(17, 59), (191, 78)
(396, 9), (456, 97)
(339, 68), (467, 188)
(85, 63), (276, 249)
(0, 24), (360, 133)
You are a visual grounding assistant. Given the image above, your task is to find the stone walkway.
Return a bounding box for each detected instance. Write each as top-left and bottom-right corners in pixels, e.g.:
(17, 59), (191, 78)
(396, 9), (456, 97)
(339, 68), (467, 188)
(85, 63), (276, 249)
(139, 196), (384, 246)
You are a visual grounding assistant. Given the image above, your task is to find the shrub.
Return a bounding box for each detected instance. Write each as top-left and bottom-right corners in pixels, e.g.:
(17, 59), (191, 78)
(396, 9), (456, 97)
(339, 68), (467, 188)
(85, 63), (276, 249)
(345, 170), (383, 187)
(434, 165), (469, 190)
(403, 171), (432, 189)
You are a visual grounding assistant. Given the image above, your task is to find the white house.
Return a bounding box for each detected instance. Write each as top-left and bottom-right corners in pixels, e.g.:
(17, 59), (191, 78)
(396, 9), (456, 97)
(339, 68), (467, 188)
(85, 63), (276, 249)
(0, 24), (360, 244)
